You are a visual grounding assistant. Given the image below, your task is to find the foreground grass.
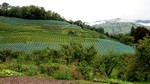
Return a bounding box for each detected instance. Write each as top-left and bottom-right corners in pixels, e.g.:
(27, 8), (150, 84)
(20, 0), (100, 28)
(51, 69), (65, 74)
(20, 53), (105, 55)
(0, 69), (128, 84)
(107, 79), (133, 84)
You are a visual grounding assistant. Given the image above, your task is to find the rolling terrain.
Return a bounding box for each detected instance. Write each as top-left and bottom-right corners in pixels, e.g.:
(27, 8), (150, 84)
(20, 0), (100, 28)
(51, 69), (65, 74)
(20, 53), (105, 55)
(0, 16), (135, 55)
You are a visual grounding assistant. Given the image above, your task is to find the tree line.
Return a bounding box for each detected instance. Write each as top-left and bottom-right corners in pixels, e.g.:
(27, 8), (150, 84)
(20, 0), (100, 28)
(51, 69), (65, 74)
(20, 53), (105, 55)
(0, 2), (65, 21)
(67, 20), (105, 33)
(110, 26), (150, 45)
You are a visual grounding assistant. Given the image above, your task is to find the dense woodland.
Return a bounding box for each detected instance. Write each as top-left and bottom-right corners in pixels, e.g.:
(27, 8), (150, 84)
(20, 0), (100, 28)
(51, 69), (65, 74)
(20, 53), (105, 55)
(0, 2), (150, 83)
(0, 2), (65, 21)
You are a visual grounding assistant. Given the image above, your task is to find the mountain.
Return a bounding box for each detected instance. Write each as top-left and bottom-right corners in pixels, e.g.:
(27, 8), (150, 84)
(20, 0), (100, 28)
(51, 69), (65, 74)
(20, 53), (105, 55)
(90, 18), (150, 34)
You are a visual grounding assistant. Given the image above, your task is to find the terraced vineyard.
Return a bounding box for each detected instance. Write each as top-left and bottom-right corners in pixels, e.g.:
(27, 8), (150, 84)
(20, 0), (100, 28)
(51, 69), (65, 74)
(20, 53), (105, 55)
(0, 16), (135, 55)
(0, 36), (135, 55)
(0, 16), (80, 30)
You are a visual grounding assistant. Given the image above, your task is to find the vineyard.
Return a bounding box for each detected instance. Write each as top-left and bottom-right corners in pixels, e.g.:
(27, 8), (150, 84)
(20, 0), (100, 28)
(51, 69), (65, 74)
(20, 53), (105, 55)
(0, 37), (135, 55)
(0, 16), (80, 30)
(0, 16), (135, 55)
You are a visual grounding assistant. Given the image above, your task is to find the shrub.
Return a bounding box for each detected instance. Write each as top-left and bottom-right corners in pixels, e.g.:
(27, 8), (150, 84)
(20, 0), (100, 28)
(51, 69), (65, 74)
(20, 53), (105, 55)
(8, 63), (39, 76)
(25, 65), (39, 76)
(52, 64), (73, 80)
(39, 63), (59, 75)
(0, 50), (12, 62)
(52, 71), (73, 80)
(0, 69), (22, 77)
(68, 63), (83, 80)
(0, 50), (23, 63)
(77, 61), (94, 80)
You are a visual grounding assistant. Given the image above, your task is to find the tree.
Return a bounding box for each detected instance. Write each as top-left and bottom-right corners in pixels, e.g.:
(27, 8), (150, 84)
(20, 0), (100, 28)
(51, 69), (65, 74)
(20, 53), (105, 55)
(20, 5), (46, 19)
(0, 50), (22, 62)
(120, 35), (135, 45)
(1, 2), (10, 10)
(1, 2), (10, 16)
(0, 2), (65, 21)
(45, 10), (52, 20)
(133, 26), (150, 42)
(0, 5), (2, 15)
(136, 36), (150, 81)
(8, 6), (22, 17)
(94, 52), (122, 77)
(97, 28), (104, 34)
(105, 32), (109, 36)
(0, 50), (12, 62)
(121, 35), (150, 81)
(118, 54), (139, 81)
(110, 33), (124, 41)
(60, 43), (97, 64)
(74, 20), (84, 28)
(51, 12), (62, 20)
(130, 26), (135, 36)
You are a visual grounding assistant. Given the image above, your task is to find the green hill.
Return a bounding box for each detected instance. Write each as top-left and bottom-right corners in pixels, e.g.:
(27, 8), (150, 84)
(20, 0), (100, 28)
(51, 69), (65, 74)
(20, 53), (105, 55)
(0, 16), (79, 29)
(0, 16), (135, 55)
(93, 22), (141, 34)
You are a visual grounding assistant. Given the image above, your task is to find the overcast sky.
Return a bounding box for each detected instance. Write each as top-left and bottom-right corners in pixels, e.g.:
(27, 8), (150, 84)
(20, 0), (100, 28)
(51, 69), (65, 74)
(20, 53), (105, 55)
(0, 0), (150, 22)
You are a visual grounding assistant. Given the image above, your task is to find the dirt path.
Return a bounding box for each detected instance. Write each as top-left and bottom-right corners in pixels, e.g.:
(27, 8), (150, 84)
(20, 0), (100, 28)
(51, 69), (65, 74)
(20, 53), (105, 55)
(0, 76), (79, 84)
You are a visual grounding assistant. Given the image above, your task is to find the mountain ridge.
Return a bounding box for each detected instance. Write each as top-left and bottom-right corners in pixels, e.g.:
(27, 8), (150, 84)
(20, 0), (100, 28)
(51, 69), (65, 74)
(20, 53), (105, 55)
(89, 18), (150, 34)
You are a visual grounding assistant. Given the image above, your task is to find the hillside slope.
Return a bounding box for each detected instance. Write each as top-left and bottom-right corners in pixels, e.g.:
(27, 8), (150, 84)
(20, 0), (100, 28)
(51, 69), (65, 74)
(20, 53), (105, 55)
(0, 16), (135, 55)
(93, 22), (141, 34)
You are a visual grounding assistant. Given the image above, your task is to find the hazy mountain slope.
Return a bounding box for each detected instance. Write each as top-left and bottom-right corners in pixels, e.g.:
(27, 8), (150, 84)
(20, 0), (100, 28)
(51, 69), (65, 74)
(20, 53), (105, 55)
(93, 22), (140, 34)
(91, 18), (150, 34)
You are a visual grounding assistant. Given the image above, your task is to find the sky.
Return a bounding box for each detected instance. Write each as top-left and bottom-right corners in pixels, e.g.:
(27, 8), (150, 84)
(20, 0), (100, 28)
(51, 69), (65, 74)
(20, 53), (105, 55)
(0, 0), (150, 22)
